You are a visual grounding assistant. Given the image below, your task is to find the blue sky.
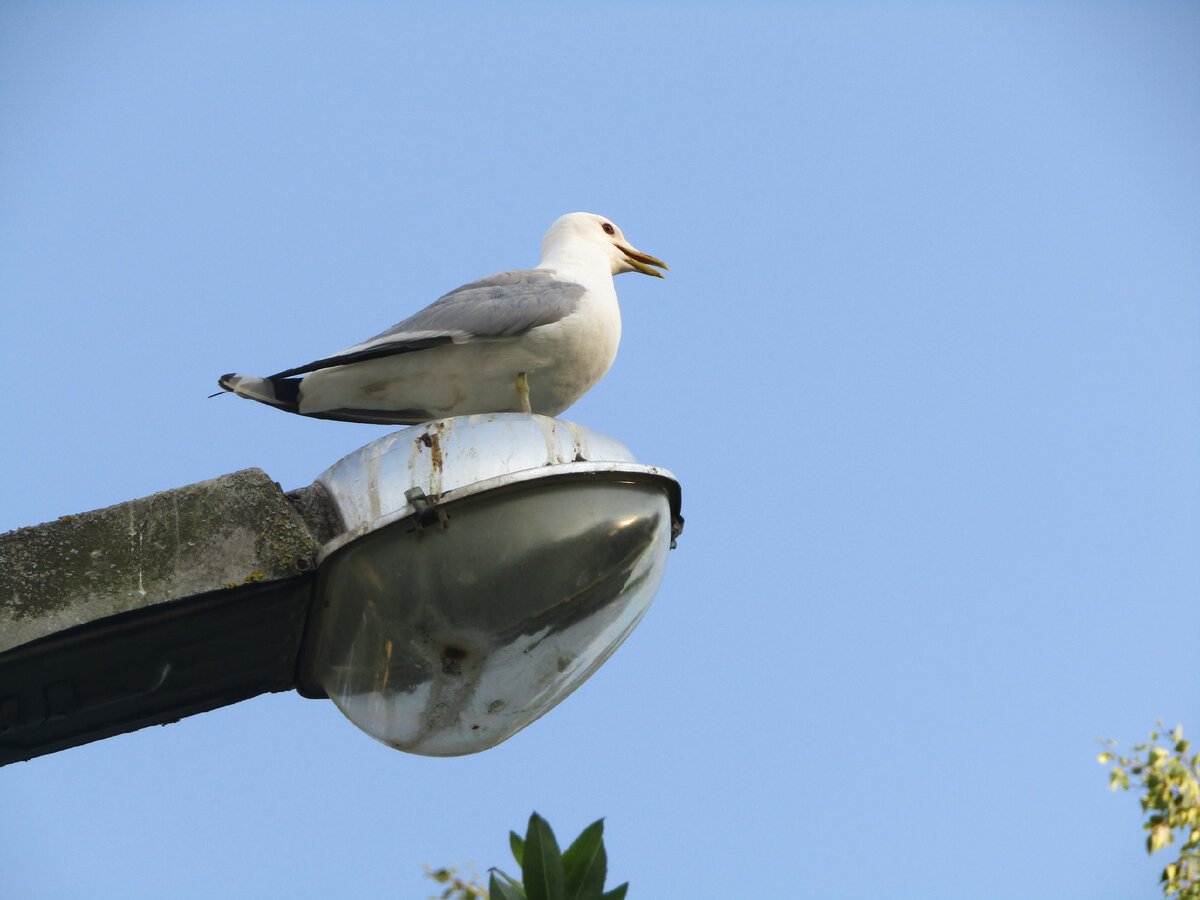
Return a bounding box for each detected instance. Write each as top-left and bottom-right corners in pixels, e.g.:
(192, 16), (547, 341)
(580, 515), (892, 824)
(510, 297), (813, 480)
(1, 3), (1197, 898)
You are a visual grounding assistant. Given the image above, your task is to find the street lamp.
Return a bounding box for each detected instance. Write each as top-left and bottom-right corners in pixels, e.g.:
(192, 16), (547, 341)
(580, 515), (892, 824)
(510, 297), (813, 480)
(0, 414), (682, 763)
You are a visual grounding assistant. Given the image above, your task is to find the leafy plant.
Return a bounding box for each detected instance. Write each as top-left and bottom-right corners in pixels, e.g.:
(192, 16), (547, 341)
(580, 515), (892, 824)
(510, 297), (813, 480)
(426, 813), (629, 900)
(1100, 722), (1200, 899)
(491, 813), (627, 900)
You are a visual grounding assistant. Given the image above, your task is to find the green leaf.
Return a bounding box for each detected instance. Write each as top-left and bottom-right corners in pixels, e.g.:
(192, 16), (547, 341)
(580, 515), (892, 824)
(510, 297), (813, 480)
(1148, 824), (1174, 855)
(523, 813), (565, 900)
(601, 882), (629, 900)
(563, 820), (607, 900)
(511, 831), (526, 868)
(490, 870), (528, 900)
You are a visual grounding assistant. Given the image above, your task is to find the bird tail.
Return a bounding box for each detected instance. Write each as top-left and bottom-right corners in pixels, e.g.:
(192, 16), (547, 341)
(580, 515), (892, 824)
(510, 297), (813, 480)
(215, 373), (302, 413)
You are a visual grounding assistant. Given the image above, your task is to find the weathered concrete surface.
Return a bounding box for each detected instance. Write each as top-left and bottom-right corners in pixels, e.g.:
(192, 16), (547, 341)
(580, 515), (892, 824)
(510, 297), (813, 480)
(0, 469), (317, 654)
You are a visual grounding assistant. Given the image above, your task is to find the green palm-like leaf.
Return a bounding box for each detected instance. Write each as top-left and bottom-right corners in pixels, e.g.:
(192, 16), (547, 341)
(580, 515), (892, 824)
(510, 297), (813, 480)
(562, 819), (607, 900)
(601, 882), (628, 900)
(510, 831), (526, 868)
(489, 870), (527, 900)
(522, 813), (565, 900)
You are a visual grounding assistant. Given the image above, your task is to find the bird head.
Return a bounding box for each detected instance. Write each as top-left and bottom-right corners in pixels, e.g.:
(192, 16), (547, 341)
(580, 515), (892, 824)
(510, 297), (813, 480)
(542, 212), (669, 278)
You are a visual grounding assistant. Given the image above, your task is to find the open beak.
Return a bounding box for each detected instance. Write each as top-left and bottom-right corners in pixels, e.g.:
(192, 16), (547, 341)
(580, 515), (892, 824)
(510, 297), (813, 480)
(617, 243), (669, 278)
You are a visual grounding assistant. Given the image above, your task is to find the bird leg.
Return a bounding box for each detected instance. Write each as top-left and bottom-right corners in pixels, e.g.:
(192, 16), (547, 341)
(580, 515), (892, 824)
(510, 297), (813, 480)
(515, 372), (532, 414)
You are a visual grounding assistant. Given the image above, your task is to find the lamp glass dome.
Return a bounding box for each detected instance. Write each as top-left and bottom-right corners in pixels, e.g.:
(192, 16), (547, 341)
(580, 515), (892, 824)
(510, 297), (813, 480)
(308, 475), (672, 756)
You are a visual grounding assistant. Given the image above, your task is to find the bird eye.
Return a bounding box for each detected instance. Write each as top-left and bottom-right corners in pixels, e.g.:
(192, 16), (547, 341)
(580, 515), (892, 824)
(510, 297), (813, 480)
(602, 223), (615, 235)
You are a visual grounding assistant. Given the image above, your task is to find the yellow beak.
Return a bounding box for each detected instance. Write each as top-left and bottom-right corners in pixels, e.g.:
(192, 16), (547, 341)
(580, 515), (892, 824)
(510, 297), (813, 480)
(617, 243), (669, 278)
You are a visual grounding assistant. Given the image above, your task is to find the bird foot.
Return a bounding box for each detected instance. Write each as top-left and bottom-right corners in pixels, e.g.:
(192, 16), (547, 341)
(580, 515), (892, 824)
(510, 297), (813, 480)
(515, 372), (532, 414)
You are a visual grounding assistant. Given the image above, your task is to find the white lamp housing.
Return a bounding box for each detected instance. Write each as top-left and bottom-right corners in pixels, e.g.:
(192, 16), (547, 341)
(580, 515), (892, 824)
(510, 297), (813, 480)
(301, 414), (682, 756)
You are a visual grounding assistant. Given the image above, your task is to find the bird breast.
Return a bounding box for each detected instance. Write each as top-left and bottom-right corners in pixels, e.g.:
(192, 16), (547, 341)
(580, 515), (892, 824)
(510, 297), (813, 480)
(522, 281), (622, 414)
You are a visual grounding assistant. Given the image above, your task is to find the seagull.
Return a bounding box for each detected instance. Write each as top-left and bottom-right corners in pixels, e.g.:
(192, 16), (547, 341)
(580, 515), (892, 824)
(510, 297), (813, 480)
(216, 212), (667, 424)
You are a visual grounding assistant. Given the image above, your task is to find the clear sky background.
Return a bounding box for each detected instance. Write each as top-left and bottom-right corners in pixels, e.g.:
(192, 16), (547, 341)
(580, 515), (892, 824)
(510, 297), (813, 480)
(1, 3), (1197, 898)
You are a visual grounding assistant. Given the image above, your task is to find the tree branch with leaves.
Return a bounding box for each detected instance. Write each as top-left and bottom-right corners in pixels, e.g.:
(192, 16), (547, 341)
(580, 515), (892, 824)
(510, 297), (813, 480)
(1100, 722), (1200, 899)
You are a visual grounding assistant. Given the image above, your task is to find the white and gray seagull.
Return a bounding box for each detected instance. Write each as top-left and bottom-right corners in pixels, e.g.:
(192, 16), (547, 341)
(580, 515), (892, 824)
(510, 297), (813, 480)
(216, 212), (667, 424)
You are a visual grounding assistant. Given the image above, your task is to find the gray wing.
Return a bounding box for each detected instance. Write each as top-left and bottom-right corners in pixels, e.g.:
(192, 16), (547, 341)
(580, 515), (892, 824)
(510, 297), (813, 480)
(270, 269), (585, 379)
